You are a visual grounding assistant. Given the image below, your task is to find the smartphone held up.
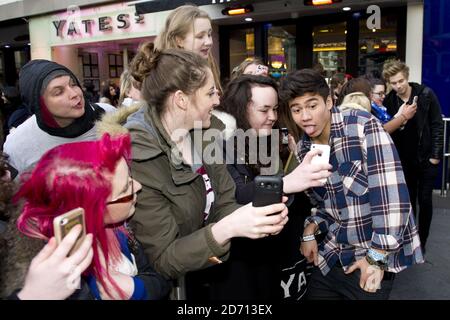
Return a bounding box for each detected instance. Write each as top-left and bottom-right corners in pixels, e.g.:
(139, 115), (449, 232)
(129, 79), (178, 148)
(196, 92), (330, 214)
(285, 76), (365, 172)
(310, 144), (331, 184)
(253, 175), (283, 207)
(53, 207), (86, 256)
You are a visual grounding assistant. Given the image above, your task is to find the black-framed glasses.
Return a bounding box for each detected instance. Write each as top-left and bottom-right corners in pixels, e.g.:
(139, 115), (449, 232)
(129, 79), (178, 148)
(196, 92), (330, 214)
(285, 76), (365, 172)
(106, 176), (135, 205)
(372, 91), (386, 97)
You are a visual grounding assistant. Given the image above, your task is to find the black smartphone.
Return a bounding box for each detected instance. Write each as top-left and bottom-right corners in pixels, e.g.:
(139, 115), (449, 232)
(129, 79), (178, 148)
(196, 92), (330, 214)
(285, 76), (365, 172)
(253, 175), (283, 207)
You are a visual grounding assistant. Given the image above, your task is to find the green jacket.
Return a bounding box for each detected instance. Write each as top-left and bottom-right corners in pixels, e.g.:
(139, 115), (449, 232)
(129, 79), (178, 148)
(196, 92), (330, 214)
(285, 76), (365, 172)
(98, 104), (241, 280)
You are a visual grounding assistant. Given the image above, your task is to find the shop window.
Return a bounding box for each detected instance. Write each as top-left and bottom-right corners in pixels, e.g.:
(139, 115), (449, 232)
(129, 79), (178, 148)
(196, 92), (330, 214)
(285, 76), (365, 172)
(359, 13), (397, 77)
(81, 52), (100, 91)
(267, 25), (296, 79)
(14, 51), (28, 71)
(229, 28), (255, 77)
(108, 54), (123, 79)
(313, 22), (347, 81)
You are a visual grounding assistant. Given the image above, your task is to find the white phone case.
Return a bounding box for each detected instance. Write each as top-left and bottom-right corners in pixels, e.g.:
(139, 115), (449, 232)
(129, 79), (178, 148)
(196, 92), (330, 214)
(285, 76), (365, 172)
(310, 144), (331, 184)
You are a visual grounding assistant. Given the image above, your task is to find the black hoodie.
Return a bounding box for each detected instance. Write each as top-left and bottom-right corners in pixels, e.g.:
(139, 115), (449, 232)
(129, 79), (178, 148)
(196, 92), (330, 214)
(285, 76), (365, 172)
(384, 82), (444, 164)
(19, 59), (104, 138)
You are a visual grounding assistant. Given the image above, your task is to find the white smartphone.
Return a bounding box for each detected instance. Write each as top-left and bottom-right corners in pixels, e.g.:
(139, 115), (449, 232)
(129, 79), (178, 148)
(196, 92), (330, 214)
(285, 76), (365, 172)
(310, 144), (331, 184)
(412, 96), (418, 105)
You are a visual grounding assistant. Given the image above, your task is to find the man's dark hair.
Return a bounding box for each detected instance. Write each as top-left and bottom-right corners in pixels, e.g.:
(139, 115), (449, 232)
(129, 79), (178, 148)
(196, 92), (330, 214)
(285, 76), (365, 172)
(278, 69), (330, 141)
(279, 69), (330, 106)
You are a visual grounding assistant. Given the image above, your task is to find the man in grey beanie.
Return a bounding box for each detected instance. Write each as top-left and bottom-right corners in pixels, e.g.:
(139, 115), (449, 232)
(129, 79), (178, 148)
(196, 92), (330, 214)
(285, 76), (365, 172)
(3, 59), (116, 175)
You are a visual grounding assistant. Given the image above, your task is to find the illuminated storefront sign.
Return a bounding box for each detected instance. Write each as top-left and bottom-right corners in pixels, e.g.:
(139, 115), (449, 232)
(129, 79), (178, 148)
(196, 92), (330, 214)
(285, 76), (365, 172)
(53, 12), (144, 37)
(50, 4), (147, 39)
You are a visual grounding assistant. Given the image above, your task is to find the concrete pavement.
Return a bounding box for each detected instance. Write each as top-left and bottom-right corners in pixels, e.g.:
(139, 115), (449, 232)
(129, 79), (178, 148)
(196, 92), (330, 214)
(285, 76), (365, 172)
(390, 193), (450, 300)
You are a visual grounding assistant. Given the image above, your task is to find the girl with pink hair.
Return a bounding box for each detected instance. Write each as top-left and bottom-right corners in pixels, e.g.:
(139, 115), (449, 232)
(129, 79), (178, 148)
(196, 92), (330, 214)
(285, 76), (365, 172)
(11, 133), (170, 300)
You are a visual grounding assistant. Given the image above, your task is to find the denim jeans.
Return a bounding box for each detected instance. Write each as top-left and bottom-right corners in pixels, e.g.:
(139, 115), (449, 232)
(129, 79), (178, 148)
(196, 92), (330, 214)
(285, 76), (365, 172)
(403, 160), (439, 248)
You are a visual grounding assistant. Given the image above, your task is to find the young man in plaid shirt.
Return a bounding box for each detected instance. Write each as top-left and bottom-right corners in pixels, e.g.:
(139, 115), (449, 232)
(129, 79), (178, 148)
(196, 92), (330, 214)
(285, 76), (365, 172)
(279, 69), (423, 300)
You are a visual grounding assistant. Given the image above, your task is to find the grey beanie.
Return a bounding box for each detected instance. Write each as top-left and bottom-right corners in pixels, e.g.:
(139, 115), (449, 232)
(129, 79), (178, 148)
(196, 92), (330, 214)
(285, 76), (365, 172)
(40, 69), (73, 95)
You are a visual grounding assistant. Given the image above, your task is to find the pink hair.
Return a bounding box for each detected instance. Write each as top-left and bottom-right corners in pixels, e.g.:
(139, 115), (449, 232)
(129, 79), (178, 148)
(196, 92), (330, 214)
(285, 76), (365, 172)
(14, 133), (131, 299)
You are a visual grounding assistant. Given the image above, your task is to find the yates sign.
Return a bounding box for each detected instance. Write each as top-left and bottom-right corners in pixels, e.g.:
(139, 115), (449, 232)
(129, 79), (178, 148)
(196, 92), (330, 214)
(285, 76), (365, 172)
(52, 12), (145, 37)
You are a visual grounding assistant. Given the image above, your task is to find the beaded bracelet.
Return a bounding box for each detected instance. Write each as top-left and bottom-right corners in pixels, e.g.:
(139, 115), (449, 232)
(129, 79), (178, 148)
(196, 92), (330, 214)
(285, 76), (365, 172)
(301, 234), (316, 242)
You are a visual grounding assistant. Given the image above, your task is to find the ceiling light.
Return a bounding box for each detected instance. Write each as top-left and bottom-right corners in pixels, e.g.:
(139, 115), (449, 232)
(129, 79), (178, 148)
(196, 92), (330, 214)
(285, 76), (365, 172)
(304, 0), (343, 5)
(245, 17), (253, 22)
(343, 7), (351, 11)
(222, 5), (254, 16)
(271, 61), (283, 69)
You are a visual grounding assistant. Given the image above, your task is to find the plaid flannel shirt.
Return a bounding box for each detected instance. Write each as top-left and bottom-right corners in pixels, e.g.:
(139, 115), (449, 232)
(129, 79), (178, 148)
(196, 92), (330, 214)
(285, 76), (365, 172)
(299, 107), (424, 275)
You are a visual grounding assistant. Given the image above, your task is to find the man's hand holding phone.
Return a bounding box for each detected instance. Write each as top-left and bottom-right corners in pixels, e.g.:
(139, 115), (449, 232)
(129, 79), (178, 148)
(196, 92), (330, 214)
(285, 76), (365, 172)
(283, 146), (332, 194)
(404, 96), (418, 120)
(396, 96), (418, 123)
(310, 144), (331, 184)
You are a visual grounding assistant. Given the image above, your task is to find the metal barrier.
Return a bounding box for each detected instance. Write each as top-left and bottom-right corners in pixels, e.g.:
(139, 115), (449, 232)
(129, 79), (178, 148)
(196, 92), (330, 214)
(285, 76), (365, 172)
(441, 117), (450, 196)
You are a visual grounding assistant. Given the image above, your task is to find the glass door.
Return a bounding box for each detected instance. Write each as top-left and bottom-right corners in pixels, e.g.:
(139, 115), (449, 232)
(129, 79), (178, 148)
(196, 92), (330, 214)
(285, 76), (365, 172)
(0, 52), (4, 84)
(359, 12), (398, 77)
(228, 28), (255, 78)
(267, 25), (296, 79)
(313, 22), (347, 82)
